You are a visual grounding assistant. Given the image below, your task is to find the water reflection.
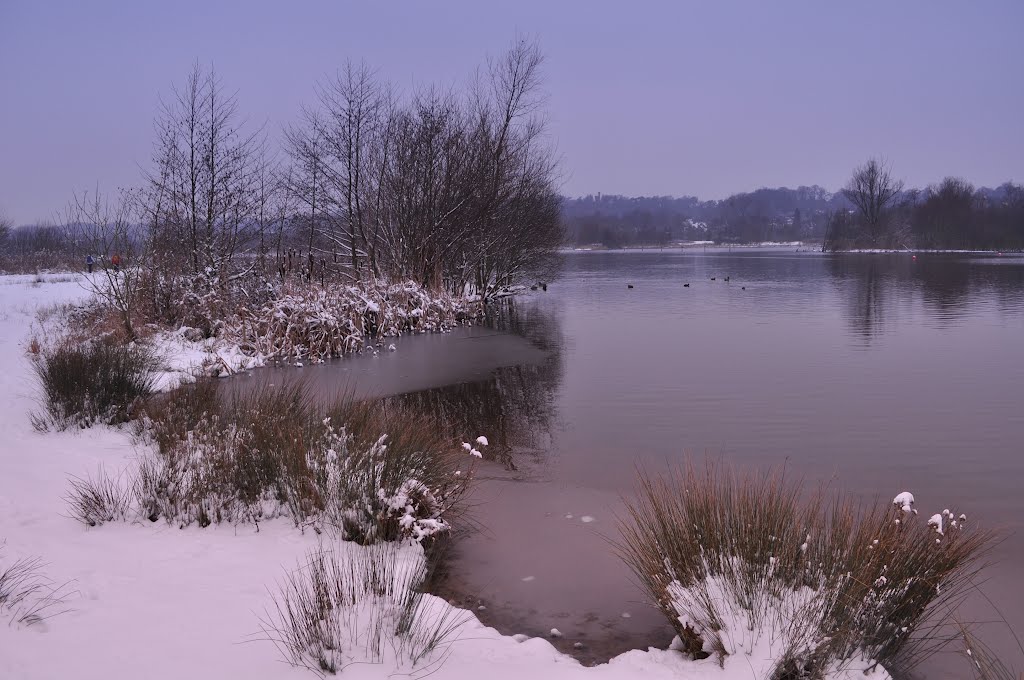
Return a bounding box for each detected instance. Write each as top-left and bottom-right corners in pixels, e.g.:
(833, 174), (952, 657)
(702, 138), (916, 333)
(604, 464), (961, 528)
(828, 256), (895, 344)
(914, 259), (973, 323)
(826, 253), (1024, 343)
(391, 296), (565, 470)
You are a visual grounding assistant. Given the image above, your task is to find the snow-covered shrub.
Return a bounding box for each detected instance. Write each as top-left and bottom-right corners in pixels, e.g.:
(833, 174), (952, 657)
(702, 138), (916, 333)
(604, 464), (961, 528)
(314, 398), (471, 544)
(132, 380), (472, 537)
(31, 338), (158, 429)
(260, 542), (466, 676)
(136, 268), (278, 338)
(617, 462), (996, 678)
(229, 279), (478, 362)
(64, 468), (133, 526)
(0, 545), (75, 628)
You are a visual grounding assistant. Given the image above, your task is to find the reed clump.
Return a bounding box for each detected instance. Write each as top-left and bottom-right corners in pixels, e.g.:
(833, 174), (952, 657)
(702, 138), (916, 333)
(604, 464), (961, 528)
(617, 461), (997, 678)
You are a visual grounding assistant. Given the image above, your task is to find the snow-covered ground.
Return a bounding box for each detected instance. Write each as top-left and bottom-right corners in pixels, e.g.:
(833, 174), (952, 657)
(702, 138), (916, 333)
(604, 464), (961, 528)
(148, 325), (265, 390)
(0, 273), (889, 680)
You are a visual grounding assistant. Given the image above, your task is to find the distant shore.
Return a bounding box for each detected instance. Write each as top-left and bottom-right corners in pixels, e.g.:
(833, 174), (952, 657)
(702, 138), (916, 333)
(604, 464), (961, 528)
(565, 243), (1021, 254)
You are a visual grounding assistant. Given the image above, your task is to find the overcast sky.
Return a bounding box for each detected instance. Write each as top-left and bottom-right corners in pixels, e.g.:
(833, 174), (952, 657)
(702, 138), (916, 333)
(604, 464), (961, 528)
(2, 0), (1022, 224)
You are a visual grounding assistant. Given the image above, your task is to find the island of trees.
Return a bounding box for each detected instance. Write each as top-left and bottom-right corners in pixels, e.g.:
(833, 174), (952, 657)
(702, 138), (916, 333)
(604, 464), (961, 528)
(0, 40), (564, 296)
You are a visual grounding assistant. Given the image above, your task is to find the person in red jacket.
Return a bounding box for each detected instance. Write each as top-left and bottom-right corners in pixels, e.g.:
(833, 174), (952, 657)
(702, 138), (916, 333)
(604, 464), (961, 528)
(111, 253), (122, 272)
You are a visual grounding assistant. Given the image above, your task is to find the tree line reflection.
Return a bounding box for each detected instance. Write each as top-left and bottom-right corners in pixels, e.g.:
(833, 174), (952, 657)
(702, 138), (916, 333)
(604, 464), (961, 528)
(390, 297), (565, 470)
(827, 254), (1024, 343)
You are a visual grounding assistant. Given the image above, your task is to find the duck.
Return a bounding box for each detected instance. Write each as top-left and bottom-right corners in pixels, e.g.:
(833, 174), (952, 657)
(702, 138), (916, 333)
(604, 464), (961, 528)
(683, 283), (690, 287)
(724, 276), (731, 282)
(710, 276), (716, 281)
(627, 284), (634, 289)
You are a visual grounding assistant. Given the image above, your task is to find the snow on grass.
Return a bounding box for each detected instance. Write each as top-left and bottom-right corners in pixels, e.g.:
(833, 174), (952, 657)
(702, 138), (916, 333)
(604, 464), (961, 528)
(893, 491), (916, 514)
(666, 572), (887, 679)
(141, 279), (484, 391)
(0, 273), (896, 680)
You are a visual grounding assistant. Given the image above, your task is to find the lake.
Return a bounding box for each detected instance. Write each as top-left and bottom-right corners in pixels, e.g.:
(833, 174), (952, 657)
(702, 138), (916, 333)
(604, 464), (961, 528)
(255, 248), (1024, 677)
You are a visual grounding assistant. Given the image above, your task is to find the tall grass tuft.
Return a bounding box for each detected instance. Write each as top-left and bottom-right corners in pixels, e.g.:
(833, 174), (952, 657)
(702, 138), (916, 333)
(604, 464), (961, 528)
(958, 623), (1021, 680)
(32, 339), (157, 429)
(0, 544), (76, 627)
(259, 542), (466, 676)
(617, 461), (997, 678)
(63, 468), (133, 526)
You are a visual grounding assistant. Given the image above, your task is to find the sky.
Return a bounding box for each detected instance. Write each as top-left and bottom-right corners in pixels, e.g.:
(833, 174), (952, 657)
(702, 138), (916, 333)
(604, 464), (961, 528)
(1, 0), (1022, 225)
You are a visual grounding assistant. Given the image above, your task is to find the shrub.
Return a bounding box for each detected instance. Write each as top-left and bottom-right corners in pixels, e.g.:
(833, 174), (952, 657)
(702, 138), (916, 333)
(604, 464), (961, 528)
(231, 280), (478, 361)
(259, 542), (465, 676)
(32, 339), (157, 429)
(64, 468), (132, 526)
(133, 380), (472, 538)
(617, 462), (996, 678)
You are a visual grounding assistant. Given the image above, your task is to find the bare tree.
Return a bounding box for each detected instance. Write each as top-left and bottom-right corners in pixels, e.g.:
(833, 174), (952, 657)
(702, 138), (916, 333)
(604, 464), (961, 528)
(842, 158), (905, 245)
(318, 61), (389, 277)
(283, 109), (333, 270)
(458, 37), (563, 297)
(143, 63), (265, 286)
(282, 39), (562, 295)
(65, 188), (146, 338)
(0, 211), (11, 249)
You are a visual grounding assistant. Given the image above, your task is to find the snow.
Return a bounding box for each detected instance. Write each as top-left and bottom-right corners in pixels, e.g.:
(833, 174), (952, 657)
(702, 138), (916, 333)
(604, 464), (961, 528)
(147, 325), (265, 390)
(0, 273), (893, 680)
(666, 573), (890, 680)
(893, 491), (915, 514)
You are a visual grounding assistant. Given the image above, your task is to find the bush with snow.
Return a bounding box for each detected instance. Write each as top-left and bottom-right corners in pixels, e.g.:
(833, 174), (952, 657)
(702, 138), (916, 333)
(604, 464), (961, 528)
(100, 380), (473, 541)
(229, 279), (479, 362)
(618, 462), (996, 678)
(63, 468), (133, 527)
(260, 541), (466, 676)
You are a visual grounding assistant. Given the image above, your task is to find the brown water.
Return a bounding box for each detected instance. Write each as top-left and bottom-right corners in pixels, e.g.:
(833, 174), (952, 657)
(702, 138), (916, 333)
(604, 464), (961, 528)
(252, 249), (1024, 676)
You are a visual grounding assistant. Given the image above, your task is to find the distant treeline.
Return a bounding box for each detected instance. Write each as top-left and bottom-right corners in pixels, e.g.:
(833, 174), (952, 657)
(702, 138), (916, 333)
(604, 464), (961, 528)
(563, 185), (842, 247)
(563, 165), (1024, 251)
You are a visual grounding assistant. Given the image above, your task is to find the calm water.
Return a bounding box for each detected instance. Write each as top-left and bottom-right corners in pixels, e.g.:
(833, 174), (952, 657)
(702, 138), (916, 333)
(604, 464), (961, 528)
(260, 249), (1024, 676)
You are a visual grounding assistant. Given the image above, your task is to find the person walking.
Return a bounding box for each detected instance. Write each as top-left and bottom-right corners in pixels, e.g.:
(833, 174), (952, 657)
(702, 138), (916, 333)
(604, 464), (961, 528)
(86, 254), (94, 274)
(111, 253), (122, 272)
